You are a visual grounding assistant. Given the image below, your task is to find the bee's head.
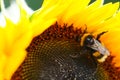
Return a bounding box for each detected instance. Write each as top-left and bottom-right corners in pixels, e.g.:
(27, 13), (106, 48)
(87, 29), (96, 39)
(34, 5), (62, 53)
(83, 35), (95, 46)
(80, 34), (95, 47)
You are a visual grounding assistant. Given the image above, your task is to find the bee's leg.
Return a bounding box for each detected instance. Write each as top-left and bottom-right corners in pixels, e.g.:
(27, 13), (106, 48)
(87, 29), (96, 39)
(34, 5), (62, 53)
(93, 52), (101, 57)
(96, 31), (108, 41)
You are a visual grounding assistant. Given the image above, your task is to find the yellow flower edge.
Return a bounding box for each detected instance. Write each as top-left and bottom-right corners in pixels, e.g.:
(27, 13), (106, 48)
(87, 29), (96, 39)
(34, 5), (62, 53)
(96, 11), (120, 67)
(0, 7), (33, 79)
(0, 0), (73, 79)
(0, 0), (120, 79)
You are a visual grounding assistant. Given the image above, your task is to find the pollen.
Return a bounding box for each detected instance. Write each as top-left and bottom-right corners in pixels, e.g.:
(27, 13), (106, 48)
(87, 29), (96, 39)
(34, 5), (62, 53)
(11, 23), (119, 80)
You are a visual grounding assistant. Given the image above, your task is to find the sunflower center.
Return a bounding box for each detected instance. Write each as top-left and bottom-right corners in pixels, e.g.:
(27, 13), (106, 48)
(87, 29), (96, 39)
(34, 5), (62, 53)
(12, 23), (110, 80)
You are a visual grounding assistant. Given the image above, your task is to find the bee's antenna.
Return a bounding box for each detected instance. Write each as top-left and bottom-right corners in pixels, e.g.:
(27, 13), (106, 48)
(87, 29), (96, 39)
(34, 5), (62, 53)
(96, 31), (108, 41)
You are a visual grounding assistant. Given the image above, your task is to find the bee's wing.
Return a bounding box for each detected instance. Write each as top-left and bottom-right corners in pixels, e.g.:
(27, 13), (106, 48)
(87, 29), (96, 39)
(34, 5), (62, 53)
(88, 39), (110, 56)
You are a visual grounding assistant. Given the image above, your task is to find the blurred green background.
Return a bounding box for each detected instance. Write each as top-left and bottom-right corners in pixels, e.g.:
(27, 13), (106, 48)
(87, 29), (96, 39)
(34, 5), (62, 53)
(2, 0), (120, 11)
(25, 0), (120, 10)
(26, 0), (120, 10)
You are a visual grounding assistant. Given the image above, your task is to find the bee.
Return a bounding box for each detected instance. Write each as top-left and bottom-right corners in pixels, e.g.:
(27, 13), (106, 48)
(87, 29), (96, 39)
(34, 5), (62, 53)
(80, 32), (110, 63)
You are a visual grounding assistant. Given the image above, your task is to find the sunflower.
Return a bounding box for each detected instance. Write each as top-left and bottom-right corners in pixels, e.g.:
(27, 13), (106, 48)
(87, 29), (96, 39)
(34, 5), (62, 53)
(0, 0), (120, 80)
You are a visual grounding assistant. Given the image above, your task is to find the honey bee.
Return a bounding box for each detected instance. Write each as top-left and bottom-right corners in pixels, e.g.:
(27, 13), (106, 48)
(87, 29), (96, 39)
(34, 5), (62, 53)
(80, 32), (110, 62)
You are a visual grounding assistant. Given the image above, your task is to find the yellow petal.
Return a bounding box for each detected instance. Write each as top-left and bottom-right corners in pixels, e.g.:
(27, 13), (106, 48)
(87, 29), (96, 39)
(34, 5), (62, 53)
(59, 0), (91, 25)
(86, 2), (119, 31)
(73, 2), (119, 30)
(31, 0), (73, 37)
